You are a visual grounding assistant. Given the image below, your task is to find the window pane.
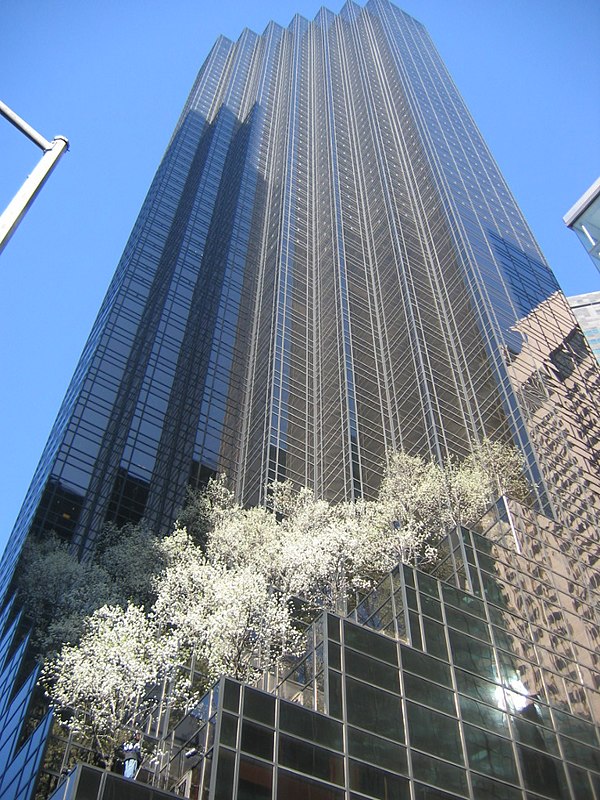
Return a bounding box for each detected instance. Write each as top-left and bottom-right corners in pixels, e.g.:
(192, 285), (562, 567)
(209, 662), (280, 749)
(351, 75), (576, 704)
(422, 618), (448, 660)
(401, 646), (452, 687)
(328, 670), (343, 720)
(346, 677), (404, 742)
(277, 769), (344, 800)
(518, 746), (567, 799)
(464, 724), (517, 782)
(411, 751), (469, 796)
(214, 748), (235, 800)
(243, 687), (275, 726)
(279, 734), (344, 785)
(470, 773), (522, 799)
(449, 630), (496, 678)
(238, 755), (272, 800)
(344, 621), (397, 665)
(345, 648), (399, 693)
(240, 720), (273, 761)
(459, 696), (509, 734)
(327, 614), (340, 642)
(220, 713), (238, 747)
(406, 703), (463, 765)
(414, 783), (466, 800)
(223, 679), (240, 713)
(347, 727), (408, 774)
(328, 641), (341, 671)
(348, 759), (410, 799)
(279, 701), (343, 751)
(403, 673), (455, 715)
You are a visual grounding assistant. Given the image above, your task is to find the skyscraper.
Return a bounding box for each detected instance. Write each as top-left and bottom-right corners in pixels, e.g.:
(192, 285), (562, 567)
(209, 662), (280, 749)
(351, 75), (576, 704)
(568, 291), (600, 365)
(1, 1), (599, 798)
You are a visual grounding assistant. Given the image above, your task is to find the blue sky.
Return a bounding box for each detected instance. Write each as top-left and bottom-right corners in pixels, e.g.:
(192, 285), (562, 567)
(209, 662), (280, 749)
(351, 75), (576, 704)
(0, 0), (599, 557)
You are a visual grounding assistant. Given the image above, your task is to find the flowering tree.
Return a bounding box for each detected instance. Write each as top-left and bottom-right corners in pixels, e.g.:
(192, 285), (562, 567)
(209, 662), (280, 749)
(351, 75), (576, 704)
(205, 505), (281, 580)
(377, 451), (445, 532)
(377, 440), (529, 540)
(175, 474), (236, 547)
(153, 528), (302, 683)
(276, 491), (385, 613)
(468, 438), (530, 502)
(94, 522), (166, 607)
(42, 604), (178, 768)
(41, 437), (530, 765)
(15, 534), (113, 655)
(438, 456), (491, 529)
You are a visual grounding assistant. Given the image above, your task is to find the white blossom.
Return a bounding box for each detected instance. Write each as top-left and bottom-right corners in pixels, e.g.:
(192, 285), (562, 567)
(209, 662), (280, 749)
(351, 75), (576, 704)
(42, 604), (178, 767)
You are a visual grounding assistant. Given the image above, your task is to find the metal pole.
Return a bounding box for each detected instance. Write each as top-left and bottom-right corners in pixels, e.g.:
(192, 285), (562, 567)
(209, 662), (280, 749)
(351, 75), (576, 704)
(0, 100), (69, 255)
(0, 136), (68, 255)
(0, 100), (53, 151)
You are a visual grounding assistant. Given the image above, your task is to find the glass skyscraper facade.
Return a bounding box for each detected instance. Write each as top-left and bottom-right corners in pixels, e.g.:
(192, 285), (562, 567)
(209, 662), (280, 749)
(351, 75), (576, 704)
(0, 1), (599, 798)
(43, 497), (600, 800)
(568, 291), (600, 365)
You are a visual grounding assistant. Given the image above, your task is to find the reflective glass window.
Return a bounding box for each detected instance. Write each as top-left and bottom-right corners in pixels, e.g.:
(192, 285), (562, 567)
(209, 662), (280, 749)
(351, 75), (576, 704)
(411, 751), (469, 797)
(464, 724), (517, 782)
(238, 755), (272, 800)
(401, 646), (452, 687)
(346, 677), (404, 742)
(344, 621), (398, 665)
(407, 703), (463, 765)
(214, 748), (235, 800)
(277, 769), (344, 800)
(279, 734), (344, 785)
(240, 720), (273, 761)
(345, 648), (400, 693)
(243, 687), (275, 726)
(404, 673), (455, 715)
(220, 713), (238, 747)
(348, 759), (410, 798)
(347, 727), (408, 774)
(279, 701), (343, 751)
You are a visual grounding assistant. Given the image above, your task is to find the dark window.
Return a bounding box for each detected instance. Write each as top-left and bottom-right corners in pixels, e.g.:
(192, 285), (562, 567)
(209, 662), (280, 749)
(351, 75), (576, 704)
(348, 759), (410, 798)
(414, 783), (469, 800)
(411, 752), (468, 796)
(277, 769), (344, 800)
(222, 679), (240, 713)
(404, 673), (455, 715)
(518, 746), (566, 799)
(328, 670), (343, 720)
(240, 720), (273, 761)
(344, 621), (398, 665)
(214, 748), (235, 800)
(346, 677), (404, 742)
(423, 618), (448, 659)
(328, 641), (341, 671)
(279, 734), (344, 785)
(243, 687), (275, 726)
(470, 773), (522, 800)
(400, 646), (452, 687)
(407, 703), (463, 765)
(448, 629), (496, 677)
(347, 727), (408, 774)
(238, 755), (272, 800)
(327, 614), (340, 642)
(464, 724), (517, 782)
(459, 696), (509, 734)
(279, 701), (343, 750)
(220, 713), (237, 747)
(345, 648), (400, 693)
